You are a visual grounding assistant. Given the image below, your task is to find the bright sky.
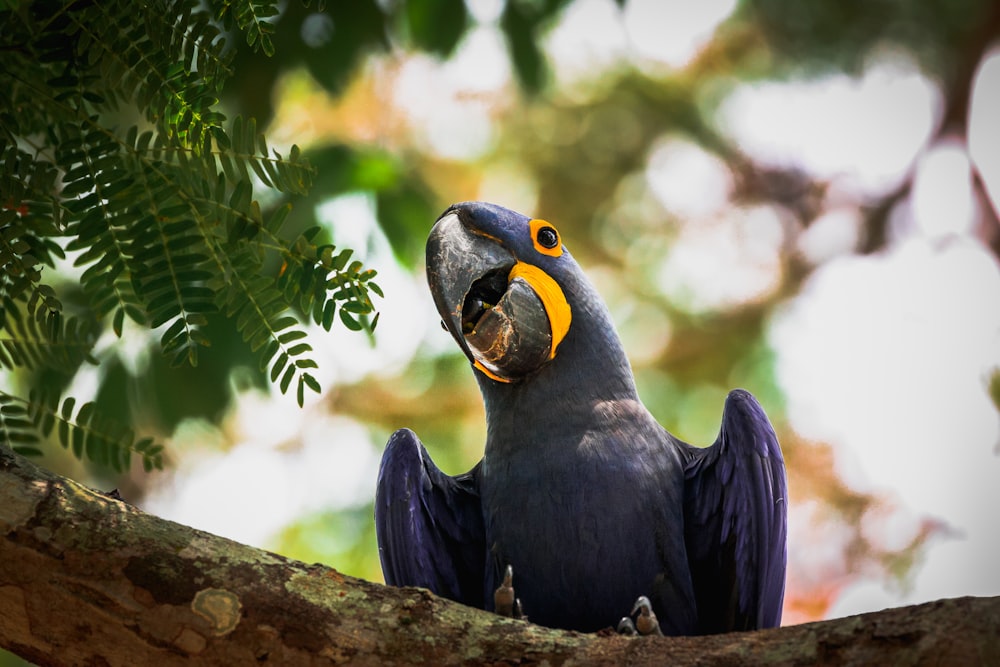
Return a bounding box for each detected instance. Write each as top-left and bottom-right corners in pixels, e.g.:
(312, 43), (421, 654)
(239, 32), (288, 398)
(717, 56), (941, 195)
(142, 0), (1000, 621)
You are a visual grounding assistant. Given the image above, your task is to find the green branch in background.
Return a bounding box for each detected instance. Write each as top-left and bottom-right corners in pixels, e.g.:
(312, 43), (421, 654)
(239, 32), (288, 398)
(0, 391), (163, 472)
(0, 0), (378, 472)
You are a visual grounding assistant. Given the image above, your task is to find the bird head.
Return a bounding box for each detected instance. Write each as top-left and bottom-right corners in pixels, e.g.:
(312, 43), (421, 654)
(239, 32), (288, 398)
(427, 201), (642, 453)
(427, 201), (575, 384)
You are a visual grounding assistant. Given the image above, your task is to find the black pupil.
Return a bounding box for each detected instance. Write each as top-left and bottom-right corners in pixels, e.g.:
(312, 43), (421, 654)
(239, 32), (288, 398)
(537, 227), (558, 249)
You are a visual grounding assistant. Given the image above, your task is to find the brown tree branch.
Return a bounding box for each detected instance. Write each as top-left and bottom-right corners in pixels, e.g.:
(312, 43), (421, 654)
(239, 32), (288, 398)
(1, 445), (998, 666)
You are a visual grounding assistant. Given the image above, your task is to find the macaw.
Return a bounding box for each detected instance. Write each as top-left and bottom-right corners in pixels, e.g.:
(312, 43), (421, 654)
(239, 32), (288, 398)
(375, 201), (787, 635)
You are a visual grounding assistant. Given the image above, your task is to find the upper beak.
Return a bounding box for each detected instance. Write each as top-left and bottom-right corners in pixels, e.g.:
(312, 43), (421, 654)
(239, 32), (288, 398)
(426, 209), (515, 363)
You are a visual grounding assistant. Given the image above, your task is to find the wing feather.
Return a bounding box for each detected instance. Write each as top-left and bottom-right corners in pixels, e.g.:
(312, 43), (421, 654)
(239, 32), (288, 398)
(683, 389), (787, 633)
(375, 428), (486, 607)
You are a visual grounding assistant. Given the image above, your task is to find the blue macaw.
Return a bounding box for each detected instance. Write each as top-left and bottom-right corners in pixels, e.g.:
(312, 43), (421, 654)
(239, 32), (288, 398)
(375, 201), (787, 635)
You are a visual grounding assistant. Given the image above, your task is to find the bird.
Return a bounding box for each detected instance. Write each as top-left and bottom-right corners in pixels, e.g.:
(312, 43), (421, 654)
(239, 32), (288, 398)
(375, 201), (787, 635)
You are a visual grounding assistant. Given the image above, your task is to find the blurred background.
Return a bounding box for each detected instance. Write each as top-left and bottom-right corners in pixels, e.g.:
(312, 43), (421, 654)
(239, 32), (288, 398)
(16, 0), (1000, 629)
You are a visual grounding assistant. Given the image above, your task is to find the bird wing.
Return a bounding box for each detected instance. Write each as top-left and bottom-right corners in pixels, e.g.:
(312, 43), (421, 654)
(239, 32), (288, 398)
(375, 428), (486, 607)
(682, 389), (787, 633)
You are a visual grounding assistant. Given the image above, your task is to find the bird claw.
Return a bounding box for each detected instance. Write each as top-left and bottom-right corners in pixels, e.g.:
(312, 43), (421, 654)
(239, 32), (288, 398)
(620, 596), (663, 636)
(617, 616), (638, 635)
(493, 564), (525, 619)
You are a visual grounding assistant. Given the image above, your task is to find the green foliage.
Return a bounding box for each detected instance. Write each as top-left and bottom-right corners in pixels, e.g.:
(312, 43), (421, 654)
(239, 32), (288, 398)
(405, 0), (468, 57)
(216, 0), (281, 57)
(0, 391), (163, 472)
(989, 369), (1000, 415)
(741, 0), (997, 77)
(501, 0), (575, 94)
(293, 144), (439, 270)
(0, 0), (380, 471)
(275, 504), (381, 583)
(0, 293), (96, 370)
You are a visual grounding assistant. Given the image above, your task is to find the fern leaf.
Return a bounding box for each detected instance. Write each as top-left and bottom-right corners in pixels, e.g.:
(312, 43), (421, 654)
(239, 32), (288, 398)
(219, 116), (314, 195)
(1, 0), (383, 469)
(0, 391), (164, 472)
(215, 0), (280, 57)
(0, 393), (41, 457)
(21, 392), (163, 473)
(0, 296), (97, 372)
(216, 247), (321, 405)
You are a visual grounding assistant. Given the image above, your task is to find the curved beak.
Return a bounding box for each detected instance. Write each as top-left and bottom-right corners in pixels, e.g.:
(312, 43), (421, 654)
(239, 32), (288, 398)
(426, 208), (553, 382)
(427, 210), (514, 361)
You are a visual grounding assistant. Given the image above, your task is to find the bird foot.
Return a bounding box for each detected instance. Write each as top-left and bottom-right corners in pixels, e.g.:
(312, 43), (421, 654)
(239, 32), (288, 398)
(617, 596), (662, 636)
(493, 564), (525, 619)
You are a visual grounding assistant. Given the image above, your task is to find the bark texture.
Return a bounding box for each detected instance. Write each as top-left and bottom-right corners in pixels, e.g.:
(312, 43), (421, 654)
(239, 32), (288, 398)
(1, 446), (998, 666)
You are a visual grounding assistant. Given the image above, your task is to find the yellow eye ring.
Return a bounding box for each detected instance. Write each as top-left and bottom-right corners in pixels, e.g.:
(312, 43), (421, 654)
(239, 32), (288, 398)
(529, 219), (562, 257)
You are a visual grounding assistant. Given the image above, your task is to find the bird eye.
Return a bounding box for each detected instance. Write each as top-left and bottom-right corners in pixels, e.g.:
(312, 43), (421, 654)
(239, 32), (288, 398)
(529, 218), (563, 257)
(536, 226), (559, 249)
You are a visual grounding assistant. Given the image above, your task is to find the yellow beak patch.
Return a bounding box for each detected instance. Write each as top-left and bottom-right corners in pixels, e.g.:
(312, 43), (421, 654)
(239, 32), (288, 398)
(508, 262), (571, 359)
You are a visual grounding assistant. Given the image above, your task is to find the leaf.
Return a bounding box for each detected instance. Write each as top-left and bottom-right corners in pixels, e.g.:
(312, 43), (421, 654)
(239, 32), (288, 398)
(500, 1), (550, 94)
(279, 365), (294, 395)
(266, 202), (291, 234)
(302, 373), (320, 393)
(12, 446), (44, 457)
(271, 352), (288, 382)
(339, 309), (363, 331)
(406, 0), (469, 56)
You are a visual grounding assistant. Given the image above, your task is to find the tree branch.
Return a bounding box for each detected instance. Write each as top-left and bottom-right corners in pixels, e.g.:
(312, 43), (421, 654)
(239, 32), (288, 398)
(1, 446), (997, 666)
